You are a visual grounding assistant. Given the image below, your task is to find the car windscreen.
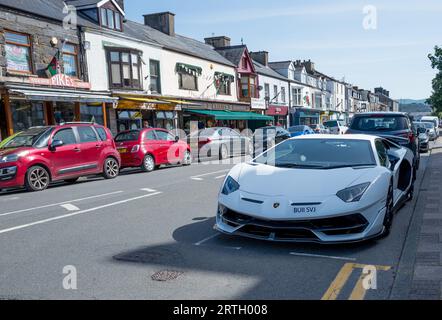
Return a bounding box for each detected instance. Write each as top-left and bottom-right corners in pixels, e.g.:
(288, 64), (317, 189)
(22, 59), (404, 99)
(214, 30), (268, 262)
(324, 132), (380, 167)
(115, 130), (140, 142)
(422, 122), (435, 129)
(350, 115), (408, 131)
(253, 139), (376, 169)
(0, 128), (51, 149)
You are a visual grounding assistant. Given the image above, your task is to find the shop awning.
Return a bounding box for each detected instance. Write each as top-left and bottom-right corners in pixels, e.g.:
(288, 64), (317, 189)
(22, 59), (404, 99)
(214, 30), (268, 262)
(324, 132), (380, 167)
(9, 88), (118, 103)
(119, 96), (172, 104)
(185, 109), (274, 121)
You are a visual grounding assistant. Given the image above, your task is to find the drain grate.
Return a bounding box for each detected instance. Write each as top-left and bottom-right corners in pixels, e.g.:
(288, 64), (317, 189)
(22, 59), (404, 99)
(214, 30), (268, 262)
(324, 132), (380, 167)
(151, 270), (184, 282)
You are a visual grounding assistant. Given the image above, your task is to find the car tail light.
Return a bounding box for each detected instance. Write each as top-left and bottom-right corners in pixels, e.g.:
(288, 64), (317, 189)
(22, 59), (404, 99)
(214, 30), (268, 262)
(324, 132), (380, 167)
(131, 145), (140, 153)
(409, 132), (415, 143)
(199, 137), (212, 145)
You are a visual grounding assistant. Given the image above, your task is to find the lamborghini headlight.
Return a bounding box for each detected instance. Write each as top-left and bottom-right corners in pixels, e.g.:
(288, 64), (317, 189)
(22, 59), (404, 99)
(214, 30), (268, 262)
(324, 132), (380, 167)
(221, 176), (240, 195)
(337, 182), (371, 203)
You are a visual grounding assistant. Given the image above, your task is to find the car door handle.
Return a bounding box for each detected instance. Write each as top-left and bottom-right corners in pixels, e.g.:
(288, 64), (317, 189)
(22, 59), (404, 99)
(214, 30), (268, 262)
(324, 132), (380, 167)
(74, 147), (81, 152)
(96, 144), (102, 148)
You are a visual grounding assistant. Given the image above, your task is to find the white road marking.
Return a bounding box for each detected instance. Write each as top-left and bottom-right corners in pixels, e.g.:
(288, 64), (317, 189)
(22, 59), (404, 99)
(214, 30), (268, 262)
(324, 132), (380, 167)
(140, 188), (157, 193)
(190, 169), (231, 181)
(194, 233), (219, 246)
(289, 252), (357, 262)
(215, 175), (227, 180)
(0, 191), (123, 217)
(0, 192), (162, 235)
(0, 197), (20, 202)
(60, 204), (80, 212)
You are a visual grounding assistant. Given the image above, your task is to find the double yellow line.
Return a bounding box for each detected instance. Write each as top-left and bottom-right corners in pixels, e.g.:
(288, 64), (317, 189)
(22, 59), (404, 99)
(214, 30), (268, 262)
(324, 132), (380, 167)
(322, 263), (391, 300)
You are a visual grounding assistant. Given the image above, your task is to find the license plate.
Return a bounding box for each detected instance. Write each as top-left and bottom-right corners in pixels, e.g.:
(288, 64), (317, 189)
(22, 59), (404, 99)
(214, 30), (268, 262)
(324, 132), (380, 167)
(118, 148), (127, 154)
(294, 207), (317, 214)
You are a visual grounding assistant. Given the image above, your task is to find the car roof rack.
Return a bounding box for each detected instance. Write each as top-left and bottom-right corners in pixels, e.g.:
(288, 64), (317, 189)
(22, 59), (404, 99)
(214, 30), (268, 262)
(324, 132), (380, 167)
(60, 122), (96, 125)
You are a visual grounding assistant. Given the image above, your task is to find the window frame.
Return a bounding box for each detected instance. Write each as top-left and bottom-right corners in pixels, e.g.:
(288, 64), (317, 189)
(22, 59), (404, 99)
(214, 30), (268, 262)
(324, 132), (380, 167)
(178, 72), (198, 91)
(52, 128), (77, 146)
(100, 7), (122, 31)
(4, 29), (33, 74)
(107, 49), (143, 90)
(149, 59), (161, 94)
(62, 42), (79, 78)
(239, 75), (257, 99)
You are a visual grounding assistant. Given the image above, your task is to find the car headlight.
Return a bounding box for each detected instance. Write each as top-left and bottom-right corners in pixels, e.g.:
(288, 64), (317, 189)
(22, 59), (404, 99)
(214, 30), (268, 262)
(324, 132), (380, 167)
(336, 182), (370, 203)
(221, 176), (240, 195)
(0, 154), (20, 163)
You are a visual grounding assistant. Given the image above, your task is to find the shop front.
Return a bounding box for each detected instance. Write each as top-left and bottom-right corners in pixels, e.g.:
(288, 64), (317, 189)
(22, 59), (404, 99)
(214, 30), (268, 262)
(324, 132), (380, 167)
(0, 78), (117, 139)
(266, 105), (288, 128)
(291, 108), (321, 126)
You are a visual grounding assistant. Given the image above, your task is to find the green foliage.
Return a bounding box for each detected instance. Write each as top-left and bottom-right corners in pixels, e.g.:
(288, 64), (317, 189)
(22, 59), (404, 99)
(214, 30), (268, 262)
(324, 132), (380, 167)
(428, 46), (442, 113)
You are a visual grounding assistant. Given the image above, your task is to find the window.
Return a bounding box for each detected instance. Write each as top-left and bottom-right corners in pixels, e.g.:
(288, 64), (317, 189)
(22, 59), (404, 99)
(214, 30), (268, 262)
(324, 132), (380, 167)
(95, 127), (108, 141)
(145, 130), (157, 141)
(101, 8), (122, 31)
(80, 105), (104, 125)
(375, 140), (388, 167)
(292, 88), (302, 106)
(108, 50), (142, 89)
(215, 73), (233, 96)
(155, 130), (174, 141)
(274, 85), (278, 103)
(264, 84), (270, 99)
(179, 73), (198, 91)
(53, 128), (77, 145)
(242, 57), (248, 69)
(62, 43), (78, 77)
(281, 87), (286, 103)
(10, 101), (45, 132)
(240, 76), (257, 98)
(4, 30), (32, 73)
(77, 126), (98, 143)
(149, 60), (161, 93)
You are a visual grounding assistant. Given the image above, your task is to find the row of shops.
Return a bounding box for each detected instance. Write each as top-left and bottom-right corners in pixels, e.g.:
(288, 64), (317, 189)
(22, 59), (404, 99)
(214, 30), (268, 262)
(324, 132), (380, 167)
(290, 108), (349, 126)
(0, 74), (287, 140)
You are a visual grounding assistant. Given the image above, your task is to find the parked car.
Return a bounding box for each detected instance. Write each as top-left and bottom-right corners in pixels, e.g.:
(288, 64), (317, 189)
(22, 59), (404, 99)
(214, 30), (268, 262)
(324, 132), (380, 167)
(288, 125), (315, 137)
(309, 124), (330, 134)
(346, 112), (419, 170)
(0, 123), (120, 192)
(252, 126), (291, 156)
(187, 127), (253, 160)
(417, 127), (430, 153)
(420, 116), (440, 135)
(419, 121), (438, 141)
(323, 120), (348, 134)
(215, 135), (415, 243)
(115, 128), (191, 172)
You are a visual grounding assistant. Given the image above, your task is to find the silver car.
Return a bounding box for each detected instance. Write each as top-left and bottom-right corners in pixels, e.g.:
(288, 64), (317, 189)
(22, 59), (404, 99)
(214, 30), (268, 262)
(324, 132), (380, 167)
(420, 121), (437, 141)
(188, 127), (253, 160)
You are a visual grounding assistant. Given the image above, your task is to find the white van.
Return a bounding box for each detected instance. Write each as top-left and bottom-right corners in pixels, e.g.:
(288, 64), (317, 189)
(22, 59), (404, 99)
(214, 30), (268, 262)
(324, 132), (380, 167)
(420, 116), (440, 136)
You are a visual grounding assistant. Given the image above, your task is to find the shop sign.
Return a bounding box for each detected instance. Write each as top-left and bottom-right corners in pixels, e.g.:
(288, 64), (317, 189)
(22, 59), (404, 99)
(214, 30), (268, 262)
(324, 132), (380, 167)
(195, 102), (249, 112)
(251, 98), (266, 110)
(266, 106), (288, 116)
(30, 74), (91, 89)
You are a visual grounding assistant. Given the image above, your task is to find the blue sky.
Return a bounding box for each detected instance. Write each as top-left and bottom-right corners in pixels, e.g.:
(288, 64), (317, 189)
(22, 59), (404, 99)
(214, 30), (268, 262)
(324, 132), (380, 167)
(125, 0), (442, 100)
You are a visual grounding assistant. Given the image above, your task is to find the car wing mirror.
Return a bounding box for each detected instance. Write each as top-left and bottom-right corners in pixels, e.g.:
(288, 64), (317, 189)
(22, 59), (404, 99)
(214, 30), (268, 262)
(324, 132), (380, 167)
(49, 139), (64, 151)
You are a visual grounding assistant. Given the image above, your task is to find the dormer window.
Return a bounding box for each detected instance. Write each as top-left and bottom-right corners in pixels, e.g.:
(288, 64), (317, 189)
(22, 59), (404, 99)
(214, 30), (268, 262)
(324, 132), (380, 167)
(100, 8), (122, 31)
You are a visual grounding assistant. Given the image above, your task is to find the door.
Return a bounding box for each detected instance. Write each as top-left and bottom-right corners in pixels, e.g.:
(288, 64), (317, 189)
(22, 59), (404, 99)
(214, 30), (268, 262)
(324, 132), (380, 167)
(142, 129), (162, 163)
(75, 126), (101, 173)
(155, 130), (178, 164)
(49, 127), (82, 179)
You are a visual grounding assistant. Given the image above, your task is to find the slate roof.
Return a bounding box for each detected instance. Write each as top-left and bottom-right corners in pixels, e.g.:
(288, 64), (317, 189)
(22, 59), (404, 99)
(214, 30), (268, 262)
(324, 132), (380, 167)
(253, 60), (288, 81)
(0, 0), (235, 67)
(268, 61), (292, 70)
(214, 45), (247, 67)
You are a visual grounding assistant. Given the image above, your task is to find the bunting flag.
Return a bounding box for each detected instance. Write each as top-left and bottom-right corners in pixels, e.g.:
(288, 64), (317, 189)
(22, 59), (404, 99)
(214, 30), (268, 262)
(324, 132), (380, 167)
(46, 50), (61, 77)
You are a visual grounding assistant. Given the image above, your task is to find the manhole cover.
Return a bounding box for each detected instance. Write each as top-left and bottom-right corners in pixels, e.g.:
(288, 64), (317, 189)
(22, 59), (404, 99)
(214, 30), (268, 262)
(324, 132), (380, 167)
(151, 270), (184, 282)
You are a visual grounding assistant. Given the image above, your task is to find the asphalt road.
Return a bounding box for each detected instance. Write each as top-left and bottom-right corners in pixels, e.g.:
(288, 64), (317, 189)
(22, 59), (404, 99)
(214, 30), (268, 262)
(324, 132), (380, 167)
(0, 145), (435, 300)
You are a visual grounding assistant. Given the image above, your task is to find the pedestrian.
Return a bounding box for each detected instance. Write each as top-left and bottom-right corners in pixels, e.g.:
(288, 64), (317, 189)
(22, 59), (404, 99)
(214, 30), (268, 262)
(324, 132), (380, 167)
(143, 120), (152, 128)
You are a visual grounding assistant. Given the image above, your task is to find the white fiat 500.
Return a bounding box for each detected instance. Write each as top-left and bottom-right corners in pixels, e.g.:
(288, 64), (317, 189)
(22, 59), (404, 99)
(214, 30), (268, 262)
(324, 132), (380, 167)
(215, 135), (415, 243)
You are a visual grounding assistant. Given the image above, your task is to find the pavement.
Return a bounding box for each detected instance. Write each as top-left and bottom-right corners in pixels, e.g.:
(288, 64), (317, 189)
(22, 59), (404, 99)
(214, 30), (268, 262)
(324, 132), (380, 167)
(0, 140), (440, 300)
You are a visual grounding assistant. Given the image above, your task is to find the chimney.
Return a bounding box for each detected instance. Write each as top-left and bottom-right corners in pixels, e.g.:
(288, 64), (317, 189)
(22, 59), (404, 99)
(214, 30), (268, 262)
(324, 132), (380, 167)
(143, 12), (175, 36)
(204, 36), (231, 48)
(250, 51), (269, 66)
(303, 60), (315, 73)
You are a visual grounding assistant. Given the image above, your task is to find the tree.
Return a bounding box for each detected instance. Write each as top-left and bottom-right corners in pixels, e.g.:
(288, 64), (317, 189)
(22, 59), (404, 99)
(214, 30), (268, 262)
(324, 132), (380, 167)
(428, 46), (442, 113)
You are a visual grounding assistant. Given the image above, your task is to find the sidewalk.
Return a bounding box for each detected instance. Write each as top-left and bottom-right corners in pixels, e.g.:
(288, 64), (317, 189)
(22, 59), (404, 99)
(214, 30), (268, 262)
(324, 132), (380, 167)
(393, 139), (442, 299)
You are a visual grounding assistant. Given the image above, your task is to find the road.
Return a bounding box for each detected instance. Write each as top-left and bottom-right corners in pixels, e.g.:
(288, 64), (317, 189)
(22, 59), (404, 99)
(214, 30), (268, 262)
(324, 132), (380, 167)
(0, 145), (434, 300)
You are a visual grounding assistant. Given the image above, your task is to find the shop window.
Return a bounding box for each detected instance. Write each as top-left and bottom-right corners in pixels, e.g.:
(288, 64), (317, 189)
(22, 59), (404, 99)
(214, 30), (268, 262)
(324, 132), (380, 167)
(149, 60), (161, 93)
(80, 105), (104, 125)
(54, 102), (76, 124)
(62, 43), (79, 77)
(11, 101), (45, 132)
(4, 30), (32, 74)
(117, 110), (142, 132)
(107, 50), (142, 89)
(156, 112), (175, 130)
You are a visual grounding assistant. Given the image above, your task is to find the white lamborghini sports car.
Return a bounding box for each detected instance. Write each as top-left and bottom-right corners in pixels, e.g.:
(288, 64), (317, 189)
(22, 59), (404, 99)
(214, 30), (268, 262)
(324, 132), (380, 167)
(215, 135), (415, 243)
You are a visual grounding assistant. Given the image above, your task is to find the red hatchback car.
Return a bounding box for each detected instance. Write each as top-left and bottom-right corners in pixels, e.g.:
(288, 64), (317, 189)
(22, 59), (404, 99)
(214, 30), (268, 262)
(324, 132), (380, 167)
(115, 128), (192, 172)
(0, 123), (121, 192)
